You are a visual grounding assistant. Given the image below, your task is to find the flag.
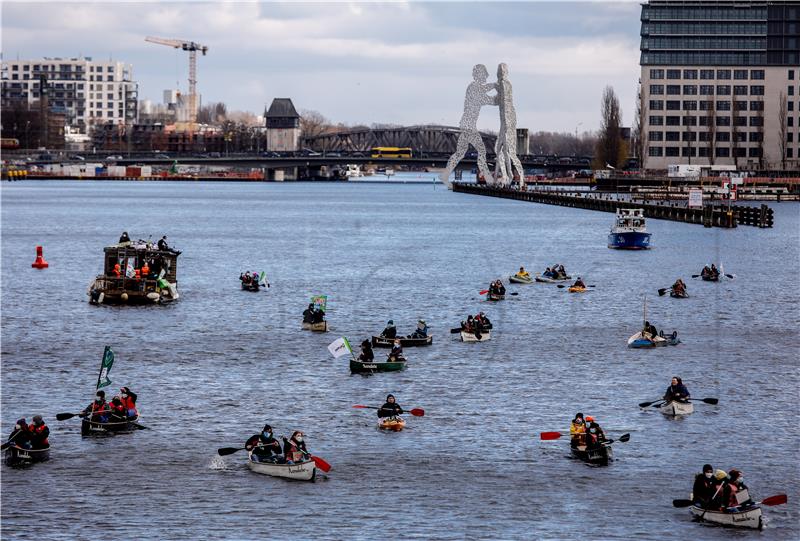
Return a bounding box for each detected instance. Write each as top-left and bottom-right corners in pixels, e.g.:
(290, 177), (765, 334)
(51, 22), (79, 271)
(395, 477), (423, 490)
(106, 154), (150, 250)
(125, 259), (135, 278)
(327, 337), (352, 359)
(96, 346), (114, 390)
(311, 294), (327, 312)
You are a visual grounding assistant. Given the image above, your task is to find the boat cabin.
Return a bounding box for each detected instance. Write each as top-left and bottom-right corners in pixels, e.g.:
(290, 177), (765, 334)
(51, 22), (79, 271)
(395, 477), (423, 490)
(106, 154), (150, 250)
(614, 208), (647, 231)
(88, 240), (180, 305)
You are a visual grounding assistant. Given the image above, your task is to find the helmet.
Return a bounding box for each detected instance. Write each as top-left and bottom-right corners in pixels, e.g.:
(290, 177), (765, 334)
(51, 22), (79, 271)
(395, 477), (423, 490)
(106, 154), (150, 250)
(387, 320), (394, 325)
(585, 415), (595, 422)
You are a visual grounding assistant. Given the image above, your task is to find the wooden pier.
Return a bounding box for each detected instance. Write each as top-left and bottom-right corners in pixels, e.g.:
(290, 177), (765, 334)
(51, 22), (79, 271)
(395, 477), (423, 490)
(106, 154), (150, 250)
(452, 183), (774, 228)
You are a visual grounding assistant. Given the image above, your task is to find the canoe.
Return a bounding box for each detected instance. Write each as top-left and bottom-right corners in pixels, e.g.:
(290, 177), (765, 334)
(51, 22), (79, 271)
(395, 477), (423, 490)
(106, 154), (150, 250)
(568, 286), (587, 293)
(350, 358), (406, 374)
(247, 452), (316, 481)
(535, 274), (571, 283)
(670, 290), (689, 298)
(302, 321), (328, 332)
(461, 330), (491, 342)
(571, 443), (613, 465)
(659, 400), (694, 416)
(627, 331), (680, 348)
(378, 416), (406, 431)
(81, 414), (141, 436)
(701, 274), (720, 282)
(241, 281), (260, 292)
(689, 504), (762, 530)
(509, 274), (533, 284)
(371, 335), (432, 348)
(486, 293), (505, 301)
(4, 445), (51, 467)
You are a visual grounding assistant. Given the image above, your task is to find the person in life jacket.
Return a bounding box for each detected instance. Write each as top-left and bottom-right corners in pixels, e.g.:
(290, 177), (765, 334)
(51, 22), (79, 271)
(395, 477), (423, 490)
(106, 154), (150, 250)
(377, 394), (404, 418)
(113, 263), (122, 278)
(120, 387), (138, 418)
(108, 396), (126, 420)
(141, 262), (150, 279)
(245, 424), (283, 463)
(283, 431), (309, 464)
(664, 377), (690, 403)
(82, 390), (110, 422)
(409, 320), (428, 339)
(28, 416), (50, 449)
(388, 339), (404, 362)
(722, 469), (751, 510)
(7, 418), (32, 449)
(516, 266), (530, 279)
(692, 464), (720, 509)
(584, 416), (606, 450)
(359, 339), (374, 363)
(572, 277), (586, 289)
(302, 303), (315, 324)
(569, 413), (586, 448)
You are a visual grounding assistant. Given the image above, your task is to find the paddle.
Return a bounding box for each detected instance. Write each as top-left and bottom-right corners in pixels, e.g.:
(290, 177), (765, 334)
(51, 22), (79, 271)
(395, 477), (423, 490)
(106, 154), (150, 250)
(1, 441), (12, 451)
(352, 405), (425, 417)
(658, 287), (671, 296)
(540, 431), (629, 442)
(605, 433), (631, 444)
(673, 494), (787, 509)
(479, 289), (489, 295)
(216, 446), (331, 472)
(689, 397), (719, 405)
(556, 284), (595, 289)
(311, 455), (332, 472)
(638, 399), (665, 408)
(56, 412), (87, 421)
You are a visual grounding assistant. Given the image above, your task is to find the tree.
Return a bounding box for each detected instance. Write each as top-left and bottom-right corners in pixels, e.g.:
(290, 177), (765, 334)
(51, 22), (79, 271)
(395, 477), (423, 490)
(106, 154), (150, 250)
(594, 86), (625, 169)
(632, 81), (648, 170)
(683, 102), (694, 165)
(755, 97), (765, 170)
(778, 91), (788, 170)
(299, 109), (331, 139)
(705, 99), (716, 166)
(529, 131), (597, 157)
(731, 99), (742, 168)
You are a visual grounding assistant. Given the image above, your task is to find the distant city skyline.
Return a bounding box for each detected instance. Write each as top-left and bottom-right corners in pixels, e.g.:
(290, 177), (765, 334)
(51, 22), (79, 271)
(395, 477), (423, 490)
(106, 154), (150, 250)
(1, 1), (642, 132)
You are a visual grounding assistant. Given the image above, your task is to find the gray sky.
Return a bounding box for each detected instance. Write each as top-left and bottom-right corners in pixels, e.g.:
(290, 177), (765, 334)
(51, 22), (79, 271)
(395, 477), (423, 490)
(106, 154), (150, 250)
(1, 1), (643, 132)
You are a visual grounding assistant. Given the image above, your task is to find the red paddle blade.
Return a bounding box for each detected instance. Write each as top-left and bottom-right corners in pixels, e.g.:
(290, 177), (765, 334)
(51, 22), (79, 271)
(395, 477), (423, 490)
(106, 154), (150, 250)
(410, 408), (425, 417)
(540, 431), (564, 440)
(351, 405), (369, 409)
(479, 290), (489, 295)
(761, 494), (787, 506)
(311, 455), (331, 472)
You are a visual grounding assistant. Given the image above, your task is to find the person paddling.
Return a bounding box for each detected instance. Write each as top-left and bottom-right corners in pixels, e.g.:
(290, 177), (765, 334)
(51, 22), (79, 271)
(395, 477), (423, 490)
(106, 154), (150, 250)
(692, 464), (719, 509)
(671, 279), (687, 296)
(664, 377), (690, 403)
(377, 394), (404, 418)
(28, 416), (50, 449)
(82, 390), (110, 423)
(569, 413), (586, 449)
(283, 431), (309, 464)
(380, 320), (397, 339)
(643, 320), (658, 338)
(516, 266), (530, 279)
(572, 277), (586, 289)
(409, 319), (428, 339)
(388, 339), (404, 362)
(120, 386), (138, 418)
(302, 303), (315, 324)
(584, 416), (606, 450)
(359, 339), (375, 362)
(246, 424), (283, 463)
(6, 418), (32, 449)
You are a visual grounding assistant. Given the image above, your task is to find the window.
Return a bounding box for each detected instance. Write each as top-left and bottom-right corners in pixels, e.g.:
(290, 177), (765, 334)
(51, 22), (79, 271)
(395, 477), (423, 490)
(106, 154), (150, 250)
(717, 101), (731, 111)
(107, 93), (113, 99)
(667, 85), (680, 95)
(789, 102), (795, 111)
(700, 70), (715, 80)
(750, 100), (764, 111)
(734, 101), (748, 111)
(681, 132), (697, 142)
(667, 69), (681, 79)
(790, 70), (796, 80)
(717, 70), (731, 80)
(749, 148), (762, 158)
(750, 85), (765, 96)
(734, 85), (748, 96)
(789, 117), (795, 127)
(667, 100), (681, 110)
(665, 147), (680, 157)
(683, 115), (697, 126)
(650, 69), (664, 79)
(648, 131), (663, 141)
(717, 116), (731, 126)
(700, 100), (714, 111)
(734, 148), (747, 158)
(682, 147), (697, 157)
(11, 74), (18, 80)
(698, 147), (709, 157)
(750, 70), (764, 80)
(107, 75), (113, 81)
(717, 85), (731, 95)
(649, 115), (664, 126)
(789, 133), (794, 143)
(790, 86), (795, 96)
(700, 85), (715, 95)
(665, 131), (680, 141)
(750, 116), (764, 127)
(683, 85), (697, 95)
(666, 116), (681, 126)
(650, 100), (664, 110)
(683, 69), (697, 79)
(716, 147), (730, 157)
(648, 147), (663, 157)
(683, 101), (697, 111)
(650, 84), (664, 95)
(788, 148), (794, 158)
(734, 116), (748, 127)
(11, 64), (18, 71)
(749, 132), (763, 142)
(734, 70), (748, 80)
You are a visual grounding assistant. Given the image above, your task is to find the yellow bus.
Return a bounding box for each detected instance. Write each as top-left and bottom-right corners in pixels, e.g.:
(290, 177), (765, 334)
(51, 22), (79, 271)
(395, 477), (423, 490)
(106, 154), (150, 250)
(371, 147), (413, 159)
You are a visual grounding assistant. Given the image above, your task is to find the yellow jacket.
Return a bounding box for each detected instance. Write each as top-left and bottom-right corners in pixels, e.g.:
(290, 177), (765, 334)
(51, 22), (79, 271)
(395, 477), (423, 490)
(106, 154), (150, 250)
(570, 421), (586, 436)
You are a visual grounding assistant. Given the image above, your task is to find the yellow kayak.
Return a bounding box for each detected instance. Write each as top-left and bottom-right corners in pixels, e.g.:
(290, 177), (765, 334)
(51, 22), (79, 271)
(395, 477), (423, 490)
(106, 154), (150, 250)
(568, 286), (587, 293)
(379, 416), (406, 431)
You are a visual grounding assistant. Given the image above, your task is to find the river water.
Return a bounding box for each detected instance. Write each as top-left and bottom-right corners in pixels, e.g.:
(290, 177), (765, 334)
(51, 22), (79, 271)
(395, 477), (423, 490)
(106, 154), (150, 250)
(1, 177), (798, 540)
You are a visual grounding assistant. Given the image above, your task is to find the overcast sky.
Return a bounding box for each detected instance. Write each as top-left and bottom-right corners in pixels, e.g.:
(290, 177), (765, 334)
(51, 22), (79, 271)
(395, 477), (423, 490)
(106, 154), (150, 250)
(2, 1), (643, 133)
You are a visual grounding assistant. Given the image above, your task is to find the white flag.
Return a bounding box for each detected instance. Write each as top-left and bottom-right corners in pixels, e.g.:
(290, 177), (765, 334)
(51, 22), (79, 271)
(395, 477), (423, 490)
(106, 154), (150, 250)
(327, 337), (352, 359)
(125, 260), (136, 278)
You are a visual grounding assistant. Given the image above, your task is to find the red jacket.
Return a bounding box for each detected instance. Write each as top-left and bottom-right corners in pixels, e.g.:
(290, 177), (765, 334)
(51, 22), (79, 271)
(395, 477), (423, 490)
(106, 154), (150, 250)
(121, 395), (137, 412)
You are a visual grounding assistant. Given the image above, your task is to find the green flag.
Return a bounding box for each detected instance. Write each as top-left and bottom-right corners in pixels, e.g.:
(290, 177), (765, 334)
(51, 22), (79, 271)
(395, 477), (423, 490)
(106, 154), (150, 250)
(96, 346), (114, 390)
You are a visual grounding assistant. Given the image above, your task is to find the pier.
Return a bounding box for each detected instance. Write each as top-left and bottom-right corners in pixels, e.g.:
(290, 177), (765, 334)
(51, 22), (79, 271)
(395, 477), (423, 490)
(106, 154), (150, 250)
(452, 183), (774, 228)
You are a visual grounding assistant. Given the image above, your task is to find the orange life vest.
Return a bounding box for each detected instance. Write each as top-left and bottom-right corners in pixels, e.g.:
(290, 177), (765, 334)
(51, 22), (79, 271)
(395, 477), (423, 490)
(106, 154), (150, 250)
(28, 423), (49, 446)
(121, 395), (136, 412)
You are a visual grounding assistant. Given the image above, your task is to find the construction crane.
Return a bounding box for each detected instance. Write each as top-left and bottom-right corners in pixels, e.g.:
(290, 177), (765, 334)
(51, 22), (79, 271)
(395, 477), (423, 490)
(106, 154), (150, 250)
(145, 36), (208, 128)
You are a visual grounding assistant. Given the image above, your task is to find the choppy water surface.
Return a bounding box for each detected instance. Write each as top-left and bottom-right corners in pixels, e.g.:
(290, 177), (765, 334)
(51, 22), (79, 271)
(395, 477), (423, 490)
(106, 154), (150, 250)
(2, 178), (798, 540)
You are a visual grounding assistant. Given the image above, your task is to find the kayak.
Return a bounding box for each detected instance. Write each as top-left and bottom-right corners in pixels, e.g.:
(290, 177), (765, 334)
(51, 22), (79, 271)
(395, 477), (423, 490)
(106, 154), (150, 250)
(461, 330), (491, 342)
(701, 274), (720, 282)
(4, 445), (50, 467)
(349, 358), (406, 374)
(302, 321), (328, 332)
(689, 504), (762, 530)
(241, 281), (260, 292)
(247, 452), (316, 481)
(670, 290), (689, 298)
(535, 274), (571, 283)
(378, 416), (406, 431)
(568, 286), (587, 293)
(371, 335), (432, 348)
(627, 331), (680, 348)
(659, 400), (694, 416)
(509, 274), (533, 284)
(486, 292), (505, 301)
(571, 443), (613, 465)
(81, 414), (141, 436)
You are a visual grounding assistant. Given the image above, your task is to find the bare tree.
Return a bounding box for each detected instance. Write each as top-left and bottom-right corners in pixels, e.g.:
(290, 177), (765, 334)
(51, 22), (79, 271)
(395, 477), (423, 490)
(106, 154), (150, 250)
(594, 85), (625, 169)
(755, 98), (765, 170)
(632, 81), (648, 170)
(529, 130), (598, 157)
(705, 100), (716, 165)
(731, 99), (741, 168)
(683, 102), (694, 165)
(299, 109), (331, 139)
(778, 91), (788, 170)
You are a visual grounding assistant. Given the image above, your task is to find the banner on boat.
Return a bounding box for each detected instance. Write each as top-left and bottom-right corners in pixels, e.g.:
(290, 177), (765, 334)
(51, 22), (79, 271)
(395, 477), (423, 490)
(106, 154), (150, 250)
(327, 337), (352, 359)
(96, 346), (115, 389)
(125, 259), (136, 279)
(311, 295), (327, 312)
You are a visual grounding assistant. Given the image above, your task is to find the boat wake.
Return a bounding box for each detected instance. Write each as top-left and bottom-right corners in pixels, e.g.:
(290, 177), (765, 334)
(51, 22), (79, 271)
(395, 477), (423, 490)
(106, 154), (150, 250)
(208, 456), (229, 470)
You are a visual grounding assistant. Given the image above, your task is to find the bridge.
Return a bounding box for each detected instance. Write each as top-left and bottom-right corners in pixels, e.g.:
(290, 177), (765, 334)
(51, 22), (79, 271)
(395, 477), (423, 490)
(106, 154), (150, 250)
(302, 125), (497, 157)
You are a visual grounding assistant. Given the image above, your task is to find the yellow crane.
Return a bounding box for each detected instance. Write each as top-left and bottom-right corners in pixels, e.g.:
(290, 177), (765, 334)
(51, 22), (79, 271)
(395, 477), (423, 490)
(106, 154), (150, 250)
(145, 36), (208, 128)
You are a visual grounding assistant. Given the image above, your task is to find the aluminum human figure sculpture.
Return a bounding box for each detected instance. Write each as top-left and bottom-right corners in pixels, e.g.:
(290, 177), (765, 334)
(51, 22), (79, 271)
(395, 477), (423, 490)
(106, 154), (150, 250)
(494, 63), (525, 187)
(440, 64), (496, 185)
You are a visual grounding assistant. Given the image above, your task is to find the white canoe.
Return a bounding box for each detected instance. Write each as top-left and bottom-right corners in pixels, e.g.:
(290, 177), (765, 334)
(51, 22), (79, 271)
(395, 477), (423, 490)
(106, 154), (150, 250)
(247, 453), (316, 481)
(461, 330), (491, 342)
(689, 505), (762, 530)
(509, 274), (533, 284)
(301, 321), (328, 332)
(660, 400), (694, 416)
(627, 331), (668, 348)
(534, 274), (571, 283)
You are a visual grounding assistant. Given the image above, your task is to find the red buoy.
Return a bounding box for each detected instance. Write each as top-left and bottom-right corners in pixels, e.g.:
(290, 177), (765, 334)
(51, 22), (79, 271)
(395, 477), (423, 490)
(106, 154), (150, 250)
(31, 245), (49, 269)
